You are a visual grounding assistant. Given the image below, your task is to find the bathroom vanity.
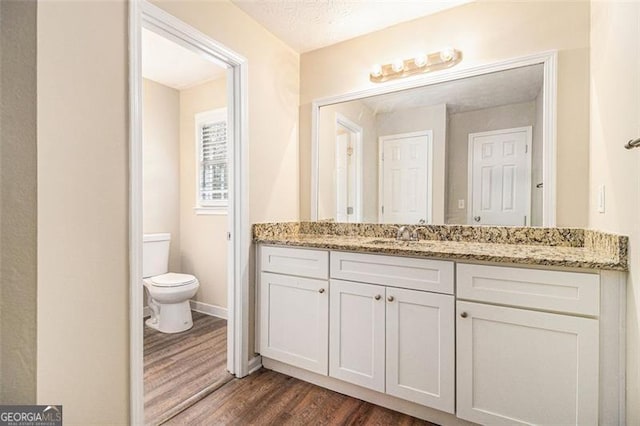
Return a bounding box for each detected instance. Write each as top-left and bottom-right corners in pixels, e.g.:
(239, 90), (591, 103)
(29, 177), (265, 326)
(253, 222), (627, 426)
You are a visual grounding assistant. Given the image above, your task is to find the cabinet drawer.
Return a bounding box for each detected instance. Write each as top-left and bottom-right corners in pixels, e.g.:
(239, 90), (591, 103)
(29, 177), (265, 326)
(330, 251), (454, 294)
(457, 264), (600, 316)
(260, 245), (328, 280)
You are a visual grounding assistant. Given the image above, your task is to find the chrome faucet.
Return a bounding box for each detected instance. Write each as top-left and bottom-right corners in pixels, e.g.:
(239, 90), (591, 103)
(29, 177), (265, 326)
(410, 227), (427, 241)
(394, 225), (412, 241)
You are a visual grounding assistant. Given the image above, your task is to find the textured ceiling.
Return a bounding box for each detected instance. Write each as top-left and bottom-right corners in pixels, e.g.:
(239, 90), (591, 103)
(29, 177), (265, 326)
(142, 28), (226, 90)
(231, 0), (473, 53)
(354, 64), (544, 114)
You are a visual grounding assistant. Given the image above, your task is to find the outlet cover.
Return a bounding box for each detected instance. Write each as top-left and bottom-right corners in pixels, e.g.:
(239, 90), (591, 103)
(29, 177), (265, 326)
(458, 199), (465, 209)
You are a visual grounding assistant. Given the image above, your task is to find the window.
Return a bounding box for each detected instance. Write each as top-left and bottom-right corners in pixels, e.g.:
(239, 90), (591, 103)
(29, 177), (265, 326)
(195, 108), (228, 214)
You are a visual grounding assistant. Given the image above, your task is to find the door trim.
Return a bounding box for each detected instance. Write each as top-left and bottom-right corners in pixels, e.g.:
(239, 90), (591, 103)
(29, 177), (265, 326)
(378, 130), (433, 224)
(311, 50), (558, 226)
(467, 126), (533, 226)
(335, 113), (363, 222)
(128, 1), (250, 424)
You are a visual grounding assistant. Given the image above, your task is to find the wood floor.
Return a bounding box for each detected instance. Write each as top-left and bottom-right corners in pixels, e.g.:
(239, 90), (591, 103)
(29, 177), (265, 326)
(144, 312), (233, 425)
(167, 369), (436, 425)
(145, 312), (434, 425)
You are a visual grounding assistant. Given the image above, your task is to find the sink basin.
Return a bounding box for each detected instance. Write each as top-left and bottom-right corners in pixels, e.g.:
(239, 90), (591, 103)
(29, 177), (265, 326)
(368, 238), (418, 245)
(367, 238), (438, 248)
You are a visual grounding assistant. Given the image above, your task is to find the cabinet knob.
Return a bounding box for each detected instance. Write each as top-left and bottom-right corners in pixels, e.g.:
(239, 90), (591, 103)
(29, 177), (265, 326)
(460, 312), (468, 318)
(374, 294), (381, 300)
(387, 295), (395, 302)
(319, 288), (325, 294)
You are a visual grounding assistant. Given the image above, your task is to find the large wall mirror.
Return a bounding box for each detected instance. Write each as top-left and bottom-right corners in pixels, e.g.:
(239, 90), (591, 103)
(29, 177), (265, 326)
(311, 52), (556, 227)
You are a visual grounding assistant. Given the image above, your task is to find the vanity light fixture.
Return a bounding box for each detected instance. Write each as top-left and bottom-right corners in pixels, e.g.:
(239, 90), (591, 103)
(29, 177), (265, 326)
(369, 47), (462, 83)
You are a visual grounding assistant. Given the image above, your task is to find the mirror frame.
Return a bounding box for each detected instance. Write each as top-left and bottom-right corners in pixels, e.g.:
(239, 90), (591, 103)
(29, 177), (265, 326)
(310, 50), (558, 226)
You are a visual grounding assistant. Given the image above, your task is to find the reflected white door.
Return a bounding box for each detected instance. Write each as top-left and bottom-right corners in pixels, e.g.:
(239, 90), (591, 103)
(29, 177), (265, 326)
(468, 127), (532, 226)
(379, 131), (432, 224)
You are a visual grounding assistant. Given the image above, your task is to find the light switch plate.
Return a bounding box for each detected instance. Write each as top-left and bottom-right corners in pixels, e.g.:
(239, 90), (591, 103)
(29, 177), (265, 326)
(458, 199), (465, 209)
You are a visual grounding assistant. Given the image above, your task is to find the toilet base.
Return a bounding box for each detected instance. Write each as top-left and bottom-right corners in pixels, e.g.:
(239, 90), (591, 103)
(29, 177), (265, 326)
(145, 300), (194, 333)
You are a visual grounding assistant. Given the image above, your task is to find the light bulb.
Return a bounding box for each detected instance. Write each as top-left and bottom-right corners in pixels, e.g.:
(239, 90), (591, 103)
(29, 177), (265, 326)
(391, 58), (405, 73)
(370, 64), (383, 78)
(440, 47), (455, 62)
(414, 54), (427, 68)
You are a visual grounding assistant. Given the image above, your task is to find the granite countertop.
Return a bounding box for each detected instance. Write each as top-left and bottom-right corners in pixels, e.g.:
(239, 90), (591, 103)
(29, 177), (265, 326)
(253, 222), (629, 271)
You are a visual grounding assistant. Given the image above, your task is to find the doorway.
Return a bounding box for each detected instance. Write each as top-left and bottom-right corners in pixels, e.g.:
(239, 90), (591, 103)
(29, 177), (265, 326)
(378, 131), (433, 224)
(467, 126), (532, 226)
(335, 113), (363, 223)
(129, 2), (250, 425)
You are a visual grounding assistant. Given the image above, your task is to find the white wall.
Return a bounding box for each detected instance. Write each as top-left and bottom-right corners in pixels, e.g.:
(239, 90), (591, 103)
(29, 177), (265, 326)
(589, 2), (640, 424)
(300, 1), (590, 227)
(179, 78), (228, 309)
(446, 101), (539, 224)
(0, 0), (37, 404)
(376, 104), (447, 224)
(143, 78), (181, 271)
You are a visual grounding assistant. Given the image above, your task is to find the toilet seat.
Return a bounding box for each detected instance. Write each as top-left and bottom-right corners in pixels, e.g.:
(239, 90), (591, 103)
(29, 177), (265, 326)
(150, 272), (197, 288)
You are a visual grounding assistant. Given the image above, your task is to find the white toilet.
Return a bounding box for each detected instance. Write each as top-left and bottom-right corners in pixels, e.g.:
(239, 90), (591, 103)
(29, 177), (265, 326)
(143, 233), (199, 333)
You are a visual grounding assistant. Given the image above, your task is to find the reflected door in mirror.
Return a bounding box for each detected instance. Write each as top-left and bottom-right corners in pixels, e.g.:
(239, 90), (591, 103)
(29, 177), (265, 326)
(380, 131), (432, 224)
(335, 124), (362, 222)
(469, 127), (532, 226)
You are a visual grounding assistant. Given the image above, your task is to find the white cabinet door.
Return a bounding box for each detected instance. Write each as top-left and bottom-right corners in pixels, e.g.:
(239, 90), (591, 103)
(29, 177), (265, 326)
(456, 301), (599, 426)
(386, 288), (455, 413)
(329, 279), (385, 392)
(259, 272), (328, 375)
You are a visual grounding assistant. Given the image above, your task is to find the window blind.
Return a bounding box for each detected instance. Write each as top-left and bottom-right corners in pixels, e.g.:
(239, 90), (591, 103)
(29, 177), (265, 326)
(199, 119), (228, 203)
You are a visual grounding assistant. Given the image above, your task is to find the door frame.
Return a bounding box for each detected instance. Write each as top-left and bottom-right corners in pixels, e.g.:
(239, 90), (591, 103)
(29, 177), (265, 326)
(129, 1), (251, 424)
(467, 126), (533, 225)
(335, 113), (363, 222)
(311, 50), (557, 226)
(378, 130), (433, 224)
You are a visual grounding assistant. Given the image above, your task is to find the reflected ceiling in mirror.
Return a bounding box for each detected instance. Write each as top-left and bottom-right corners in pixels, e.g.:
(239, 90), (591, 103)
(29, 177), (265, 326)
(315, 63), (547, 227)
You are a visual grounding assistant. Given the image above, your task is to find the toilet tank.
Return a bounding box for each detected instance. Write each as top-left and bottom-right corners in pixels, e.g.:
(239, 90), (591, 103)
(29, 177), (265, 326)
(143, 233), (171, 278)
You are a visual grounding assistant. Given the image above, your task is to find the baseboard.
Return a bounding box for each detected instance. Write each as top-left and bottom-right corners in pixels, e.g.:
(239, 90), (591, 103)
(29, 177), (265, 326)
(143, 306), (151, 318)
(262, 358), (473, 426)
(190, 300), (228, 319)
(248, 355), (262, 375)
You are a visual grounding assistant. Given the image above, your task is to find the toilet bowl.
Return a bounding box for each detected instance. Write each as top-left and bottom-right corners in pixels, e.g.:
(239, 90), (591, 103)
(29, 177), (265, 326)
(143, 234), (200, 333)
(144, 273), (199, 333)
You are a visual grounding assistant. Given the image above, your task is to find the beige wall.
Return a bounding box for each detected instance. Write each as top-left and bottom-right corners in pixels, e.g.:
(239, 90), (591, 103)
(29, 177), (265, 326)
(37, 1), (129, 423)
(143, 79), (181, 271)
(180, 78), (228, 308)
(446, 101), (540, 225)
(35, 0), (299, 420)
(152, 0), (300, 357)
(152, 1), (300, 227)
(318, 100), (377, 222)
(300, 1), (590, 227)
(589, 2), (640, 424)
(0, 0), (37, 404)
(376, 104), (447, 224)
(143, 76), (229, 309)
(532, 91), (544, 226)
